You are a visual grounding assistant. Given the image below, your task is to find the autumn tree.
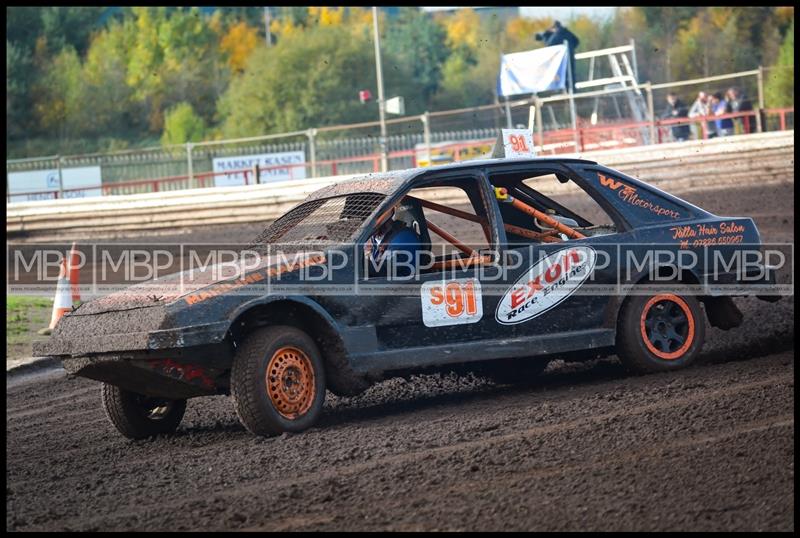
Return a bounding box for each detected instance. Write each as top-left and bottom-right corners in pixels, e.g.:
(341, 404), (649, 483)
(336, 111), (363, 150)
(221, 21), (260, 72)
(503, 16), (551, 52)
(442, 8), (481, 54)
(125, 7), (226, 132)
(307, 6), (345, 26)
(218, 24), (416, 137)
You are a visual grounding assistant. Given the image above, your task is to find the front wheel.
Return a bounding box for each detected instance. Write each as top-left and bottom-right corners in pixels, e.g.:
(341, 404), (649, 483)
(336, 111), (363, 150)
(617, 291), (706, 373)
(231, 325), (326, 437)
(100, 383), (187, 439)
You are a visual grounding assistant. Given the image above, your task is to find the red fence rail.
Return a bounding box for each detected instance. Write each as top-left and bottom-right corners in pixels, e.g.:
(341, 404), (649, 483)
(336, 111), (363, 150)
(7, 107), (793, 202)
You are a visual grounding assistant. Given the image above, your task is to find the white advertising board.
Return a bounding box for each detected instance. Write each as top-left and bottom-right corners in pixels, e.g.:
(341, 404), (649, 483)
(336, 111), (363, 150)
(212, 151), (307, 187)
(7, 166), (103, 202)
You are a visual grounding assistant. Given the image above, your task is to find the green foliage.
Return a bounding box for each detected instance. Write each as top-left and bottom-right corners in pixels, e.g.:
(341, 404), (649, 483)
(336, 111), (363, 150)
(765, 20), (794, 108)
(433, 47), (497, 109)
(33, 46), (88, 140)
(4, 6), (796, 159)
(6, 7), (44, 51)
(384, 7), (450, 110)
(280, 6), (309, 27)
(162, 102), (206, 145)
(38, 7), (105, 56)
(218, 24), (415, 137)
(121, 7), (226, 133)
(7, 295), (53, 361)
(6, 40), (33, 138)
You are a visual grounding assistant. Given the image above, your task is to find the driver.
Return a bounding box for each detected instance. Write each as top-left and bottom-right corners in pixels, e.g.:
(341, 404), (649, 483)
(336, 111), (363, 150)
(367, 208), (422, 278)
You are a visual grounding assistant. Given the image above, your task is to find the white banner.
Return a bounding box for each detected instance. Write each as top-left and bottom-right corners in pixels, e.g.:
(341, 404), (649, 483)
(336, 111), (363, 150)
(7, 166), (102, 202)
(498, 44), (568, 97)
(212, 151), (306, 187)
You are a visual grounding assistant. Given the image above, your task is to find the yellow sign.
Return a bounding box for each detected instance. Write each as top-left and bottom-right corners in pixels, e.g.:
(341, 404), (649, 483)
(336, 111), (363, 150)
(416, 141), (495, 167)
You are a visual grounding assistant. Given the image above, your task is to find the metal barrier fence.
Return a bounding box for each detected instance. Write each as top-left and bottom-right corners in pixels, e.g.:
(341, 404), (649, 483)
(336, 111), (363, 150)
(6, 66), (794, 202)
(8, 108), (793, 201)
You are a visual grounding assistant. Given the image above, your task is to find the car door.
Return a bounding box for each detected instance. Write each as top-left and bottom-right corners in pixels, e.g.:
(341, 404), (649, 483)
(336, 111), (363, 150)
(483, 164), (624, 340)
(352, 171), (507, 351)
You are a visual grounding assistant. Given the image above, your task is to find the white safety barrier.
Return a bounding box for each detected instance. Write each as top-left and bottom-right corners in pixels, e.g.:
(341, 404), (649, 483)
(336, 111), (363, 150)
(7, 131), (794, 241)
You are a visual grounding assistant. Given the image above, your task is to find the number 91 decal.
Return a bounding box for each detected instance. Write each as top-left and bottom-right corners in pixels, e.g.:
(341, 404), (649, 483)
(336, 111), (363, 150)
(421, 278), (483, 327)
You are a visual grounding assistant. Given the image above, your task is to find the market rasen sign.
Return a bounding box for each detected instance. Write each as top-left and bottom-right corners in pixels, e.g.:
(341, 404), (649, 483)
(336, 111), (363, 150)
(212, 151), (307, 186)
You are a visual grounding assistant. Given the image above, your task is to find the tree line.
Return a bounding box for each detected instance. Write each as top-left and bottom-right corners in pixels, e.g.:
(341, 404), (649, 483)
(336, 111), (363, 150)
(6, 6), (794, 158)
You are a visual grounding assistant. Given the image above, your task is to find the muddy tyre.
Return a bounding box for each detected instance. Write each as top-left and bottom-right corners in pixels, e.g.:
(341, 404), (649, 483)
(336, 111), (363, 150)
(231, 325), (326, 437)
(479, 357), (549, 385)
(617, 290), (706, 374)
(101, 383), (186, 439)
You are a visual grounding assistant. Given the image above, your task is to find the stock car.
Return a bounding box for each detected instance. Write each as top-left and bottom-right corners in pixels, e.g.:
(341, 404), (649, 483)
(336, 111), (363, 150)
(33, 156), (779, 439)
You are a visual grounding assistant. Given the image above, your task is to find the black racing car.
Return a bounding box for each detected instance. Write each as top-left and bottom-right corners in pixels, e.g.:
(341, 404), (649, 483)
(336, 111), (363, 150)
(33, 157), (781, 439)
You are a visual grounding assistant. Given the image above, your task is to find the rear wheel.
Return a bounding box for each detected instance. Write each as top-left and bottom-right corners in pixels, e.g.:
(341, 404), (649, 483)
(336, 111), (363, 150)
(100, 383), (186, 439)
(617, 290), (705, 373)
(231, 325), (326, 437)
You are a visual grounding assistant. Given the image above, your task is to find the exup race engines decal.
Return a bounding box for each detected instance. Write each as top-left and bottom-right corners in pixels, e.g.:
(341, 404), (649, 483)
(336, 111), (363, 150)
(495, 246), (597, 325)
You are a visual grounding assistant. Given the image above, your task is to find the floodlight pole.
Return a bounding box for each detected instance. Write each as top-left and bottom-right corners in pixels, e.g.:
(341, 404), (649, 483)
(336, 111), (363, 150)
(565, 40), (579, 153)
(372, 6), (388, 172)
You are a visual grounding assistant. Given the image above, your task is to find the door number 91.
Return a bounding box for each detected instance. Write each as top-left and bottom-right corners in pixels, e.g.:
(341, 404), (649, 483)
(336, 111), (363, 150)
(421, 278), (483, 327)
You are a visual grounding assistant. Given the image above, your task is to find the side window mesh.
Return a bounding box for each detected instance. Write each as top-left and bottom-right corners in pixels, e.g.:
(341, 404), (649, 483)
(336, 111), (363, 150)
(249, 193), (385, 252)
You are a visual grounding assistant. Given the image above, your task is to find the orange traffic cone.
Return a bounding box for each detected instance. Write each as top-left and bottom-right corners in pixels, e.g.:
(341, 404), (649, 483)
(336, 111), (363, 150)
(38, 258), (72, 336)
(68, 242), (81, 303)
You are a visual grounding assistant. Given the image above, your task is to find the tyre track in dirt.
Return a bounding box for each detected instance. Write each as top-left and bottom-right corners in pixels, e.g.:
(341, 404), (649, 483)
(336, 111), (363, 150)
(6, 347), (794, 531)
(244, 415), (793, 532)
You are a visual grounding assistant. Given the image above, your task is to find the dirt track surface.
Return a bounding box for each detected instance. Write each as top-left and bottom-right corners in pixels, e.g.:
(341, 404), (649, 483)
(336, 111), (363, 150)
(6, 179), (795, 531)
(6, 344), (795, 531)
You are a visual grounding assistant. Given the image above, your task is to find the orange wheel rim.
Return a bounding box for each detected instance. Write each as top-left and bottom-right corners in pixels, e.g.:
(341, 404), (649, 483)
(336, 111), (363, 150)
(265, 346), (316, 419)
(640, 294), (695, 360)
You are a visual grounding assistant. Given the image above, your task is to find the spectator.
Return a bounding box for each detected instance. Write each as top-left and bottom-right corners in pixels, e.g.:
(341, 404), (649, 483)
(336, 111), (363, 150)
(660, 92), (691, 142)
(536, 21), (580, 91)
(727, 87), (753, 134)
(710, 92), (734, 137)
(688, 91), (714, 139)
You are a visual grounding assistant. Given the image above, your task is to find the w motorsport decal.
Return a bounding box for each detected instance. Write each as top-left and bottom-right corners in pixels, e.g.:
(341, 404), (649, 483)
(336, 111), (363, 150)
(421, 278), (483, 327)
(598, 173), (681, 220)
(495, 246), (597, 325)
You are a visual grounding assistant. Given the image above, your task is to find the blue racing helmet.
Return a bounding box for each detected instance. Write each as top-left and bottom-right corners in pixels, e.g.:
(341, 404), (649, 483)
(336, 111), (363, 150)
(370, 222), (422, 278)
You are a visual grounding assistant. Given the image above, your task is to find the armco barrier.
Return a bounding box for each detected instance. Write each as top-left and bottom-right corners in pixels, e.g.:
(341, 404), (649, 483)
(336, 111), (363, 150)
(7, 130), (794, 241)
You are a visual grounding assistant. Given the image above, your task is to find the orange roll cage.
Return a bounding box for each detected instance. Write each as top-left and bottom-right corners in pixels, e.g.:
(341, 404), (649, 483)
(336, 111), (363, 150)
(493, 187), (585, 240)
(369, 188), (585, 271)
